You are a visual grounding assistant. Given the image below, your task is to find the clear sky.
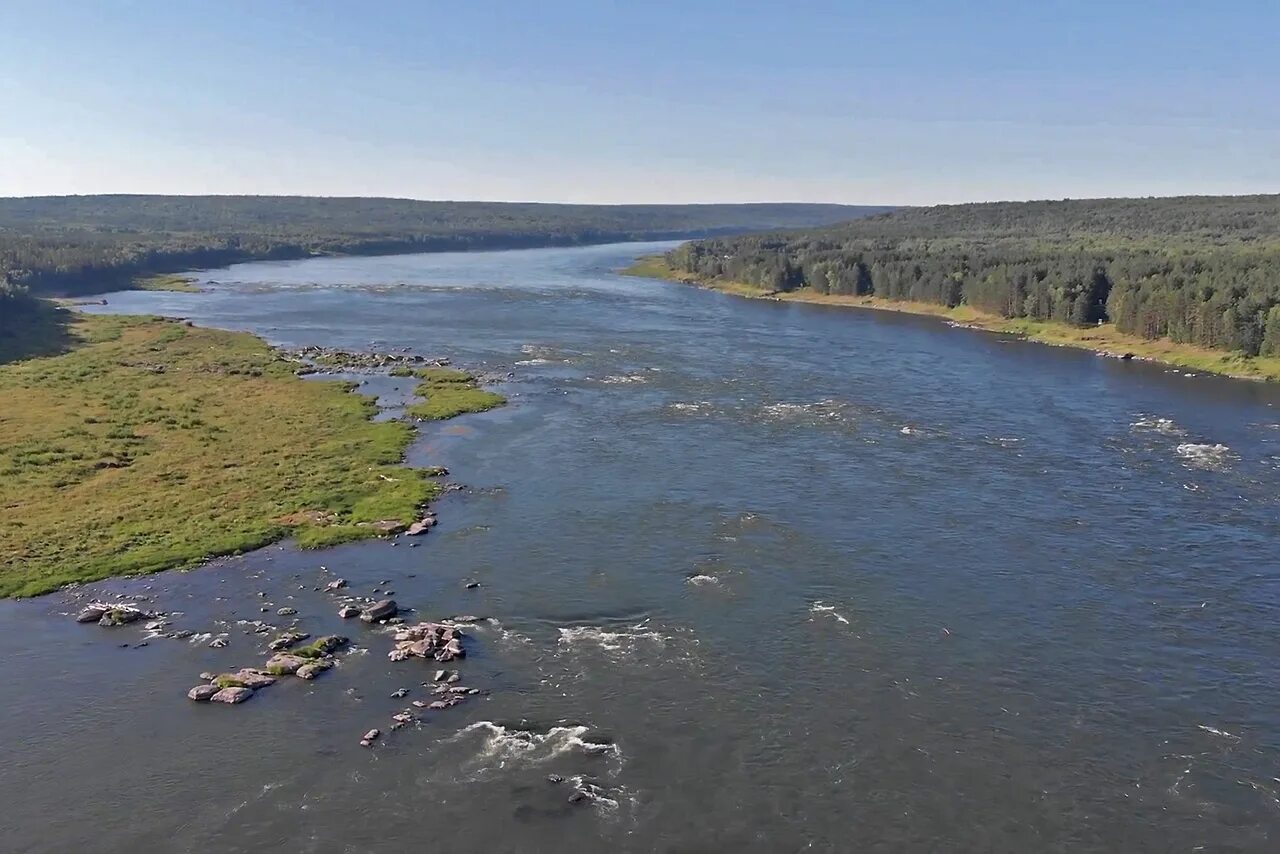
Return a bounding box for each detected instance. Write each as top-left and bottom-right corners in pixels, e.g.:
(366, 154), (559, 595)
(1, 0), (1276, 205)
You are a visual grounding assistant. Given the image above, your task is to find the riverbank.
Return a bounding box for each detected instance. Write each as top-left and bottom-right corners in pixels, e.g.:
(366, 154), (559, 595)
(0, 309), (490, 597)
(622, 256), (1280, 382)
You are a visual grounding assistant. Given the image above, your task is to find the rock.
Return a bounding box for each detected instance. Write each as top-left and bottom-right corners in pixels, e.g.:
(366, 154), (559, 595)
(338, 605), (360, 619)
(370, 520), (406, 535)
(265, 653), (309, 675)
(210, 686), (254, 704)
(467, 688), (481, 695)
(306, 635), (348, 655)
(446, 672), (461, 683)
(99, 607), (143, 626)
(392, 712), (414, 724)
(447, 686), (470, 694)
(363, 728), (380, 741)
(391, 688), (409, 698)
(235, 669), (277, 689)
(412, 700), (427, 708)
(209, 637), (229, 649)
(464, 582), (480, 590)
(405, 517), (437, 536)
(546, 774), (565, 784)
(452, 615), (482, 623)
(276, 607), (297, 616)
(75, 605), (108, 623)
(434, 669), (448, 682)
(360, 599), (398, 623)
(188, 685), (221, 702)
(326, 579), (347, 591)
(296, 663), (327, 680)
(422, 466), (449, 477)
(199, 671), (216, 681)
(427, 701), (449, 710)
(268, 631), (310, 651)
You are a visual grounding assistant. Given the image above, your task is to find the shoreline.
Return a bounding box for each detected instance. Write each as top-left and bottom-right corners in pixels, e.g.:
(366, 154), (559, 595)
(621, 256), (1280, 383)
(0, 310), (503, 598)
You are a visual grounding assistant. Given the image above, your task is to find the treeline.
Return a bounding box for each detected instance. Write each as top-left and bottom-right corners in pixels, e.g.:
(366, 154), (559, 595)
(0, 195), (889, 295)
(666, 194), (1280, 356)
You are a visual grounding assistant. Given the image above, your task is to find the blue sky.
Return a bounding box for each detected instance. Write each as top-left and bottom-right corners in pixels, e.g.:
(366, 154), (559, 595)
(0, 1), (1276, 205)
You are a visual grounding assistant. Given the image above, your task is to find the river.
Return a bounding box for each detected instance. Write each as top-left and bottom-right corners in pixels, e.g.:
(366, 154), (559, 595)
(3, 241), (1279, 852)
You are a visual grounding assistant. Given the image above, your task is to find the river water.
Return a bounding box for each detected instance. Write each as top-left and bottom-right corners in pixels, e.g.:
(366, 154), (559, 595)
(3, 242), (1280, 852)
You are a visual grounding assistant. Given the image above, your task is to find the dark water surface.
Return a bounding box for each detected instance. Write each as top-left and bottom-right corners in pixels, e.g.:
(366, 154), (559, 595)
(4, 242), (1280, 852)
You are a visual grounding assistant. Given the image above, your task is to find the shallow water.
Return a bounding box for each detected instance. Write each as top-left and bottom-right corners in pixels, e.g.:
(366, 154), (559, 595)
(4, 242), (1280, 852)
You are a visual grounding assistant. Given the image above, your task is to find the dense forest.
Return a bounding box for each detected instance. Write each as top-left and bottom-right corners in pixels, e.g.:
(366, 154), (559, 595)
(666, 195), (1280, 356)
(0, 195), (888, 296)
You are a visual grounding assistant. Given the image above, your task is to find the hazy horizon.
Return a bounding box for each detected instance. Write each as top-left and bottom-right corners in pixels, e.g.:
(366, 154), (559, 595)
(2, 1), (1276, 205)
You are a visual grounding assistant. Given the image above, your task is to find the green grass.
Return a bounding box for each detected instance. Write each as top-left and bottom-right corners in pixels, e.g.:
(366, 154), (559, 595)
(406, 367), (505, 421)
(627, 255), (1280, 383)
(134, 274), (201, 292)
(0, 312), (442, 597)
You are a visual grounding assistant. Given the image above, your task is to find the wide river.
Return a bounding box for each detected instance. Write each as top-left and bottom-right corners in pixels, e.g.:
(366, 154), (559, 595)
(3, 242), (1280, 852)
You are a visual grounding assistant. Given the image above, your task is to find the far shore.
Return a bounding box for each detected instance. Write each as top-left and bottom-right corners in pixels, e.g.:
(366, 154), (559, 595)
(621, 256), (1280, 383)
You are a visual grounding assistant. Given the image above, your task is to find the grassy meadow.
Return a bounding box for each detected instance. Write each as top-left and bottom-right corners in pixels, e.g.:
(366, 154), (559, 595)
(0, 311), (449, 597)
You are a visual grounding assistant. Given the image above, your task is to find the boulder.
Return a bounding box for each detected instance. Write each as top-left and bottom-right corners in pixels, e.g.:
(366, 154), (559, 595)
(75, 605), (108, 623)
(210, 686), (254, 704)
(360, 599), (398, 623)
(276, 607), (298, 616)
(268, 631), (310, 651)
(295, 663), (327, 680)
(187, 685), (220, 702)
(338, 605), (360, 619)
(235, 669), (277, 689)
(265, 653), (309, 675)
(325, 579), (348, 591)
(99, 607), (143, 627)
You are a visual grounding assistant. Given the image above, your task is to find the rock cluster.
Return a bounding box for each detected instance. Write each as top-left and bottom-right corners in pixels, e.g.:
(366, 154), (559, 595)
(188, 635), (349, 703)
(387, 622), (466, 662)
(291, 345), (450, 371)
(75, 602), (152, 626)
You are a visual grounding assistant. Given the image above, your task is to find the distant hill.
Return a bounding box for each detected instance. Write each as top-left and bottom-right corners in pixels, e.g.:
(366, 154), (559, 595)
(0, 195), (892, 294)
(666, 194), (1280, 356)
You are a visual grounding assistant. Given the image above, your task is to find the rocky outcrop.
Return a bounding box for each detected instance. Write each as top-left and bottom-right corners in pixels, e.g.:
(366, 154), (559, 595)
(360, 599), (398, 623)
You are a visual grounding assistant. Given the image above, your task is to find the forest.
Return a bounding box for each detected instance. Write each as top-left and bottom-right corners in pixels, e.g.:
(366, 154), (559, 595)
(0, 195), (886, 296)
(665, 194), (1280, 356)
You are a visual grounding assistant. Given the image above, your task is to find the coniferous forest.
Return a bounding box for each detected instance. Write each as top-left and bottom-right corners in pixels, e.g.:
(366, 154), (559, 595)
(666, 195), (1280, 356)
(0, 195), (885, 296)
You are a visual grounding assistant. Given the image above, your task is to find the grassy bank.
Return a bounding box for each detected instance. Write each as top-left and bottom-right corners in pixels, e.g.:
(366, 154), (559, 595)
(622, 256), (1280, 382)
(406, 367), (506, 420)
(0, 311), (451, 597)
